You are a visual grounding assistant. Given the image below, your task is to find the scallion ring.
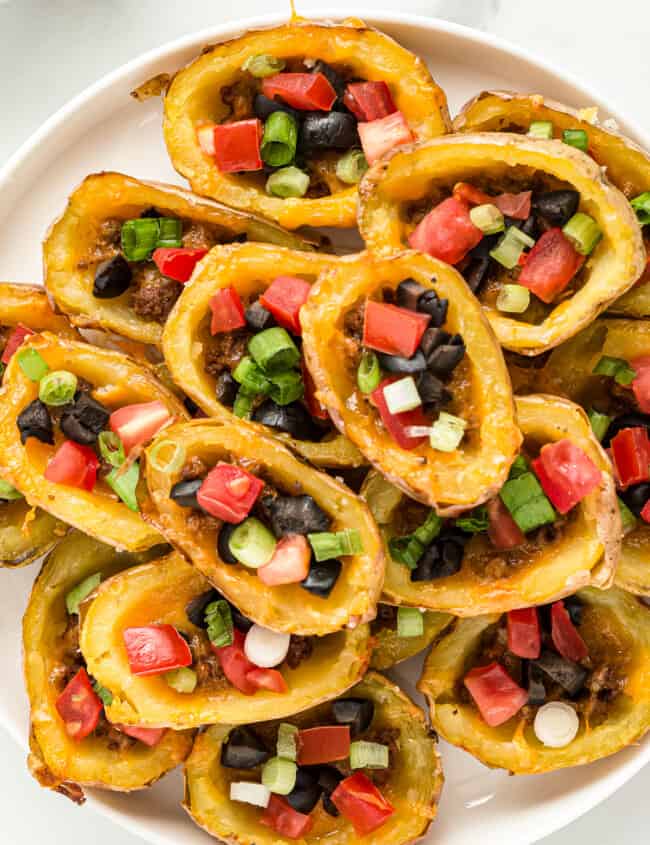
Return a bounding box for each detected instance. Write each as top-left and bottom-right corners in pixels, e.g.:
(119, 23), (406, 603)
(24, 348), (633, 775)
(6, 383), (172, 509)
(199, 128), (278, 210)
(106, 460), (140, 511)
(98, 431), (125, 468)
(16, 347), (49, 382)
(242, 54), (286, 78)
(336, 149), (369, 184)
(357, 350), (381, 394)
(38, 370), (78, 406)
(148, 439), (186, 474)
(266, 166), (310, 198)
(261, 111), (298, 168)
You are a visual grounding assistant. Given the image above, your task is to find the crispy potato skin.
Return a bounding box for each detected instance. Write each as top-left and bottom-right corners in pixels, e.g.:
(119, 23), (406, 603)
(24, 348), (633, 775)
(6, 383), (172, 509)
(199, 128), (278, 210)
(369, 607), (453, 670)
(301, 249), (521, 513)
(184, 672), (443, 845)
(358, 132), (646, 354)
(24, 531), (193, 800)
(418, 587), (650, 774)
(43, 172), (312, 345)
(362, 395), (620, 615)
(163, 19), (450, 229)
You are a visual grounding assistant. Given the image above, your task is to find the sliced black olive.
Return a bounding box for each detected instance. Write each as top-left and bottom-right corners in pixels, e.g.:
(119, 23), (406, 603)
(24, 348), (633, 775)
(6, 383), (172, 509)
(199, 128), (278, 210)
(215, 372), (239, 407)
(300, 112), (358, 151)
(564, 595), (584, 627)
(377, 350), (427, 374)
(504, 215), (537, 239)
(170, 478), (202, 509)
(16, 399), (53, 445)
(253, 93), (300, 122)
(264, 494), (331, 537)
(417, 290), (449, 327)
(253, 399), (320, 440)
(220, 727), (270, 769)
(532, 190), (580, 227)
(286, 768), (323, 814)
(93, 255), (132, 299)
(231, 605), (254, 633)
(218, 522), (239, 565)
(410, 538), (464, 582)
(526, 664), (547, 706)
(417, 372), (451, 408)
(619, 482), (650, 517)
(332, 697), (374, 737)
(185, 588), (220, 628)
(427, 340), (465, 378)
(396, 279), (426, 311)
(245, 301), (275, 331)
(316, 765), (344, 816)
(183, 396), (200, 416)
(603, 412), (650, 447)
(60, 393), (110, 446)
(420, 328), (451, 358)
(463, 254), (492, 293)
(140, 207), (160, 219)
(531, 649), (588, 696)
(311, 60), (347, 98)
(301, 559), (342, 598)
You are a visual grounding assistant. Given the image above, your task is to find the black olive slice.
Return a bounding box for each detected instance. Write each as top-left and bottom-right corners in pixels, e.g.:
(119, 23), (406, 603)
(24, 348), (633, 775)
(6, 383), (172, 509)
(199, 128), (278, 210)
(185, 588), (220, 628)
(316, 765), (344, 816)
(264, 494), (331, 537)
(531, 649), (588, 696)
(220, 727), (270, 769)
(253, 93), (301, 122)
(252, 399), (320, 440)
(301, 559), (342, 598)
(417, 290), (449, 327)
(17, 399), (54, 445)
(245, 301), (275, 331)
(563, 595), (584, 627)
(170, 478), (203, 509)
(426, 341), (465, 378)
(60, 393), (110, 446)
(217, 522), (239, 565)
(215, 372), (239, 407)
(417, 372), (451, 408)
(410, 536), (464, 582)
(377, 350), (427, 375)
(619, 482), (650, 517)
(532, 190), (580, 227)
(419, 327), (451, 358)
(331, 697), (374, 737)
(603, 412), (650, 447)
(300, 112), (358, 151)
(286, 768), (323, 814)
(396, 279), (426, 311)
(93, 255), (132, 299)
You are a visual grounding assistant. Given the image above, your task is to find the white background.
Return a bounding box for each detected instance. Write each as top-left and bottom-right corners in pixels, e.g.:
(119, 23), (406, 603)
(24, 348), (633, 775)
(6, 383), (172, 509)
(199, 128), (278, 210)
(1, 0), (649, 842)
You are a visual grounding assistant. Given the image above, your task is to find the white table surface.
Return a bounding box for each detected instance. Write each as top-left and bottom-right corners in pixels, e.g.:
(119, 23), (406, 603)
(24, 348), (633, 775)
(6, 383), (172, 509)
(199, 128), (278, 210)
(1, 0), (649, 842)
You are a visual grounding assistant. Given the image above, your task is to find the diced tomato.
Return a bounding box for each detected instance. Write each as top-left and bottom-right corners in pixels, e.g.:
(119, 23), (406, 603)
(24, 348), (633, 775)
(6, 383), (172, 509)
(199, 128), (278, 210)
(196, 122), (217, 156)
(259, 275), (311, 335)
(123, 624), (192, 676)
(214, 119), (263, 173)
(331, 772), (395, 836)
(507, 608), (541, 658)
(518, 228), (585, 303)
(116, 725), (166, 747)
(110, 400), (171, 453)
(464, 662), (528, 727)
(487, 497), (525, 549)
(213, 628), (257, 695)
(531, 439), (602, 514)
(260, 795), (314, 839)
(343, 81), (397, 122)
(44, 441), (98, 491)
(246, 667), (288, 694)
(641, 499), (650, 523)
(550, 601), (588, 662)
(494, 191), (532, 220)
(257, 534), (311, 586)
(631, 355), (650, 413)
(55, 668), (103, 741)
(357, 111), (414, 165)
(371, 377), (429, 450)
(610, 427), (650, 488)
(408, 197), (483, 265)
(197, 462), (264, 523)
(297, 725), (351, 766)
(152, 248), (208, 283)
(209, 286), (246, 335)
(1, 324), (34, 364)
(302, 359), (328, 420)
(363, 300), (430, 358)
(452, 182), (493, 207)
(262, 72), (336, 111)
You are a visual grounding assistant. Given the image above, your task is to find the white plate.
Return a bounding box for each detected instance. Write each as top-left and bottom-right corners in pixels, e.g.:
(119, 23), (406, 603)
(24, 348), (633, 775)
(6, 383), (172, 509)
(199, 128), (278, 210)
(0, 9), (648, 845)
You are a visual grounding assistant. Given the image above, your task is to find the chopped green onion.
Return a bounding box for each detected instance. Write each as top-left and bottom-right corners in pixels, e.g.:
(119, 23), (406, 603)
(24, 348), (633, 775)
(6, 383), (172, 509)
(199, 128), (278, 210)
(229, 517), (277, 568)
(148, 439), (186, 474)
(230, 781), (271, 807)
(233, 387), (255, 419)
(587, 409), (612, 442)
(248, 327), (300, 373)
(106, 461), (140, 512)
(414, 510), (443, 546)
(496, 283), (530, 314)
(66, 572), (102, 615)
(528, 120), (554, 139)
(0, 478), (22, 500)
(429, 412), (467, 452)
(308, 528), (363, 561)
(205, 599), (234, 647)
(276, 723), (298, 761)
(242, 54), (286, 77)
(563, 128), (589, 152)
(490, 226), (536, 270)
(509, 455), (530, 479)
(469, 203), (505, 235)
(262, 756), (297, 795)
(261, 112), (298, 168)
(156, 218), (183, 248)
(268, 370), (304, 405)
(38, 370), (77, 406)
(562, 212), (602, 255)
(266, 166), (310, 198)
(397, 607), (424, 638)
(618, 497), (637, 534)
(500, 470), (555, 533)
(16, 347), (49, 381)
(121, 218), (160, 261)
(630, 192), (650, 226)
(383, 376), (422, 415)
(593, 355), (636, 386)
(98, 431), (125, 468)
(92, 680), (113, 707)
(357, 350), (381, 394)
(455, 506), (489, 533)
(349, 741), (389, 770)
(165, 666), (198, 693)
(233, 356), (271, 394)
(336, 149), (369, 184)
(389, 535), (425, 569)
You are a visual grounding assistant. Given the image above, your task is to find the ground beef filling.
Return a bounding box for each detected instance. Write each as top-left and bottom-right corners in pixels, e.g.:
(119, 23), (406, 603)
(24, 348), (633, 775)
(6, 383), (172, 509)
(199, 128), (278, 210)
(371, 604), (398, 635)
(204, 329), (251, 377)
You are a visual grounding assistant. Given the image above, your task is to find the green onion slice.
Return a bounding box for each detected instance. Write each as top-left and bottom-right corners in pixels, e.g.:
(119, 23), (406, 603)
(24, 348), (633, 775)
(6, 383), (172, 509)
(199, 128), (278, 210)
(509, 455), (530, 478)
(98, 431), (126, 468)
(261, 112), (298, 168)
(528, 120), (554, 139)
(389, 510), (441, 569)
(233, 356), (271, 394)
(205, 599), (233, 647)
(262, 757), (297, 795)
(248, 327), (300, 373)
(93, 680), (113, 707)
(455, 506), (489, 533)
(349, 741), (389, 770)
(562, 212), (602, 255)
(562, 128), (589, 151)
(397, 607), (424, 638)
(156, 218), (183, 248)
(587, 409), (612, 442)
(490, 226), (536, 270)
(243, 54), (286, 77)
(268, 370), (304, 405)
(66, 572), (102, 615)
(229, 517), (277, 568)
(500, 470), (556, 534)
(618, 497), (638, 535)
(106, 461), (140, 512)
(165, 667), (198, 693)
(266, 166), (310, 198)
(17, 347), (49, 381)
(121, 218), (160, 261)
(233, 388), (256, 419)
(429, 412), (467, 452)
(276, 723), (298, 761)
(469, 203), (505, 235)
(630, 192), (650, 226)
(496, 284), (530, 314)
(148, 439), (186, 474)
(38, 370), (78, 406)
(308, 528), (363, 561)
(357, 350), (381, 394)
(593, 355), (636, 386)
(336, 149), (369, 184)
(0, 478), (23, 500)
